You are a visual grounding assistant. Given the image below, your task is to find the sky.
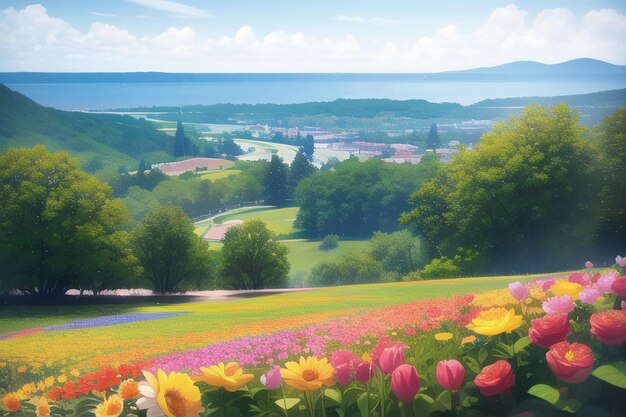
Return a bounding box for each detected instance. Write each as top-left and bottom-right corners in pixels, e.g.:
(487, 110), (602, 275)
(1, 0), (625, 72)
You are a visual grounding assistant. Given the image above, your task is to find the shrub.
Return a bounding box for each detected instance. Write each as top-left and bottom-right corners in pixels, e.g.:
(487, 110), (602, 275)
(418, 257), (462, 280)
(310, 252), (383, 286)
(319, 234), (340, 251)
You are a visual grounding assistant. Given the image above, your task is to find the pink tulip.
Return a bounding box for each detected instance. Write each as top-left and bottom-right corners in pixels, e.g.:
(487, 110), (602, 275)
(335, 363), (351, 386)
(330, 350), (360, 368)
(355, 361), (372, 384)
(379, 344), (405, 374)
(542, 295), (575, 315)
(579, 287), (600, 304)
(391, 364), (420, 404)
(585, 261), (593, 269)
(616, 255), (626, 268)
(508, 282), (530, 302)
(260, 365), (282, 390)
(435, 360), (465, 391)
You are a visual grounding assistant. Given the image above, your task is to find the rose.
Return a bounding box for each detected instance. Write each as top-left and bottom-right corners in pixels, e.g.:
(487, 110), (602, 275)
(508, 282), (530, 302)
(546, 341), (594, 384)
(542, 295), (575, 314)
(611, 276), (626, 296)
(616, 255), (626, 268)
(568, 273), (589, 286)
(474, 360), (514, 396)
(590, 309), (626, 345)
(597, 272), (617, 293)
(585, 261), (593, 269)
(435, 360), (465, 391)
(391, 364), (420, 404)
(579, 287), (600, 304)
(528, 313), (570, 348)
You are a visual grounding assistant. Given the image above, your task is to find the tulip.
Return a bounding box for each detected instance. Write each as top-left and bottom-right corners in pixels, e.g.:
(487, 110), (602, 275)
(546, 341), (594, 384)
(330, 350), (360, 368)
(528, 313), (570, 348)
(335, 363), (351, 386)
(355, 361), (372, 384)
(391, 364), (420, 404)
(585, 261), (593, 269)
(508, 282), (530, 302)
(379, 344), (405, 374)
(260, 365), (282, 390)
(474, 360), (514, 396)
(616, 255), (626, 268)
(590, 309), (626, 345)
(435, 360), (465, 391)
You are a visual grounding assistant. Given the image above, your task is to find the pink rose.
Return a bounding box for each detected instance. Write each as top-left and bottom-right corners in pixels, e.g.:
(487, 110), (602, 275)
(597, 272), (617, 293)
(508, 282), (530, 302)
(585, 261), (593, 269)
(579, 287), (600, 304)
(568, 273), (590, 287)
(616, 255), (626, 268)
(542, 295), (575, 315)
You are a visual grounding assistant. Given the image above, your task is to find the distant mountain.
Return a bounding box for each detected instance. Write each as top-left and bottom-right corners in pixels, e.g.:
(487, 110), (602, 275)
(471, 88), (626, 107)
(448, 58), (626, 76)
(0, 84), (174, 175)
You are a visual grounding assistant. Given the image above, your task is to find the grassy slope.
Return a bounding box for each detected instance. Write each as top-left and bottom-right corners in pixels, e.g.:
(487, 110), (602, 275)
(213, 207), (300, 236)
(198, 169), (241, 181)
(283, 240), (372, 276)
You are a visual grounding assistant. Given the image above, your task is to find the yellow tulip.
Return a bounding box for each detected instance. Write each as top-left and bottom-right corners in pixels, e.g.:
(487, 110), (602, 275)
(467, 308), (523, 336)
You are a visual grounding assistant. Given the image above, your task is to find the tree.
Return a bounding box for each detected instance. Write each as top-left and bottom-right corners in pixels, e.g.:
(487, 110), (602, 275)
(310, 252), (383, 286)
(369, 230), (427, 275)
(174, 121), (191, 157)
(132, 206), (212, 293)
(265, 154), (288, 206)
(0, 145), (138, 295)
(425, 123), (440, 151)
(303, 134), (315, 160)
(402, 104), (599, 273)
(220, 219), (290, 289)
(289, 148), (316, 196)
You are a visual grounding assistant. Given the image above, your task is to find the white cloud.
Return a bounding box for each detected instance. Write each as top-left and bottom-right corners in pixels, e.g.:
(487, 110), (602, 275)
(333, 15), (395, 25)
(126, 0), (209, 18)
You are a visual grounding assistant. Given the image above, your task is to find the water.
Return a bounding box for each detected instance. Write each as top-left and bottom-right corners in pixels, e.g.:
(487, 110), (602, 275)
(6, 75), (626, 110)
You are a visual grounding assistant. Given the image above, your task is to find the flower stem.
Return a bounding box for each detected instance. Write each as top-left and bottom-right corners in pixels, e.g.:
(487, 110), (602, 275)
(378, 371), (386, 417)
(280, 384), (289, 417)
(320, 388), (327, 417)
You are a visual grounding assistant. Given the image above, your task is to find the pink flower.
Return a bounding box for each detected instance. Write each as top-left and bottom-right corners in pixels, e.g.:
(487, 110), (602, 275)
(260, 366), (282, 390)
(391, 364), (420, 404)
(579, 287), (600, 304)
(597, 272), (617, 293)
(330, 350), (360, 368)
(585, 261), (593, 269)
(435, 360), (465, 391)
(622, 301), (625, 310)
(379, 344), (405, 375)
(546, 341), (594, 384)
(568, 273), (590, 287)
(616, 255), (626, 268)
(335, 363), (351, 386)
(508, 282), (530, 302)
(542, 295), (575, 315)
(355, 361), (372, 384)
(540, 279), (556, 292)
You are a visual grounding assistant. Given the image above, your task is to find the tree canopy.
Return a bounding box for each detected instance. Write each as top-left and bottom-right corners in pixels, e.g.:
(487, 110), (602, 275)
(264, 154), (288, 206)
(220, 219), (290, 289)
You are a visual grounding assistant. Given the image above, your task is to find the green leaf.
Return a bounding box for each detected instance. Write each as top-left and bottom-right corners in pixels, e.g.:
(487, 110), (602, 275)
(356, 392), (371, 417)
(274, 398), (300, 411)
(435, 390), (452, 411)
(323, 388), (341, 405)
(592, 361), (626, 389)
(414, 394), (435, 417)
(341, 386), (364, 408)
(528, 384), (560, 405)
(492, 342), (515, 359)
(513, 336), (532, 353)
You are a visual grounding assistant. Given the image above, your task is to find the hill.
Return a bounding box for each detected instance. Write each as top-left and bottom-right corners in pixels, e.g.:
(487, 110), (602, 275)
(446, 58), (626, 76)
(0, 84), (174, 176)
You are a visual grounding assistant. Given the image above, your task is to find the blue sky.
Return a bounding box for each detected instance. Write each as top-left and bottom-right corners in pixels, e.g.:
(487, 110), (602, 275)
(1, 1), (625, 72)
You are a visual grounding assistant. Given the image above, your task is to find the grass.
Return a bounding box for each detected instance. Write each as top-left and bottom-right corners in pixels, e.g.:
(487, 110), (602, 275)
(213, 207), (300, 236)
(282, 240), (371, 276)
(197, 169), (241, 181)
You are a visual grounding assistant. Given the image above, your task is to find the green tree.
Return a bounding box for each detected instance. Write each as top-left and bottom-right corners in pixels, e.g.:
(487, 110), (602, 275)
(402, 104), (599, 273)
(303, 134), (315, 160)
(425, 123), (440, 151)
(289, 148), (316, 196)
(0, 145), (138, 295)
(132, 206), (212, 293)
(265, 154), (288, 206)
(220, 219), (290, 289)
(310, 252), (383, 286)
(369, 230), (427, 275)
(174, 121), (190, 157)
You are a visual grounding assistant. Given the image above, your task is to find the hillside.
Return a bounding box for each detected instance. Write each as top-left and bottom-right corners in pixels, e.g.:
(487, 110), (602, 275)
(0, 84), (174, 175)
(449, 58), (626, 76)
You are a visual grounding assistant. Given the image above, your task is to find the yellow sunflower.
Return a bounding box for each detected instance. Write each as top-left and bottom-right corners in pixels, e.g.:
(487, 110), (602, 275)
(194, 362), (254, 392)
(467, 308), (523, 336)
(93, 395), (123, 417)
(280, 356), (335, 391)
(35, 396), (51, 417)
(137, 370), (202, 417)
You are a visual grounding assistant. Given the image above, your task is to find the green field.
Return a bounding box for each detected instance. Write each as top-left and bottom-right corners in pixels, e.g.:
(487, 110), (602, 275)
(282, 239), (371, 276)
(213, 206), (300, 236)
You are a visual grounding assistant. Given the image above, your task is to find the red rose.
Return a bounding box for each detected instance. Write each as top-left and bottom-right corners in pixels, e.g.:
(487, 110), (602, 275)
(590, 309), (626, 345)
(611, 276), (626, 296)
(546, 341), (594, 383)
(528, 313), (571, 348)
(474, 360), (515, 396)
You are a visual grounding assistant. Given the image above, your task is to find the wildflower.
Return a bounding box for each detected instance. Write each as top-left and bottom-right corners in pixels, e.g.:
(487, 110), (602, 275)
(137, 370), (202, 417)
(551, 281), (584, 301)
(2, 392), (20, 412)
(280, 356), (335, 391)
(0, 362), (5, 368)
(542, 295), (575, 315)
(194, 362), (254, 392)
(57, 375), (67, 384)
(528, 313), (570, 348)
(118, 379), (140, 400)
(529, 284), (547, 301)
(467, 308), (523, 336)
(546, 341), (594, 384)
(508, 282), (529, 302)
(434, 332), (453, 341)
(17, 366), (27, 373)
(35, 396), (51, 417)
(474, 360), (514, 396)
(590, 309), (626, 345)
(436, 360), (465, 391)
(461, 335), (477, 345)
(579, 287), (600, 304)
(70, 369), (80, 377)
(391, 364), (420, 404)
(260, 366), (282, 390)
(94, 395), (124, 417)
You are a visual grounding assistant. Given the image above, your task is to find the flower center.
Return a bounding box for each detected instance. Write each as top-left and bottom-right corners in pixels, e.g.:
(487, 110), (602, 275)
(106, 400), (122, 416)
(225, 362), (240, 377)
(302, 369), (319, 381)
(164, 389), (187, 417)
(565, 350), (575, 362)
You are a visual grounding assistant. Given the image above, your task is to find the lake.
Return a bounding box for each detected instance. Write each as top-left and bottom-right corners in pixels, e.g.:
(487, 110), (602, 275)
(6, 74), (626, 110)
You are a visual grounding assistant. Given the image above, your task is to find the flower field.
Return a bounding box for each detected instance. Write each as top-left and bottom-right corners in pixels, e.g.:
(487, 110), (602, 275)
(1, 264), (625, 416)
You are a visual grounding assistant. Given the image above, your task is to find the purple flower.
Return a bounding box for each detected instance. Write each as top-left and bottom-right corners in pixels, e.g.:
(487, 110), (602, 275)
(579, 287), (600, 304)
(542, 295), (575, 314)
(508, 282), (530, 302)
(597, 272), (617, 293)
(260, 365), (282, 390)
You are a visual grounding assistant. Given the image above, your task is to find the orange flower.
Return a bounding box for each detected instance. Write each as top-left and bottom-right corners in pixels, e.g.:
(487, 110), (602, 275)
(2, 392), (20, 412)
(194, 362), (254, 392)
(94, 395), (124, 417)
(461, 335), (477, 345)
(17, 366), (27, 373)
(118, 379), (140, 400)
(36, 397), (51, 417)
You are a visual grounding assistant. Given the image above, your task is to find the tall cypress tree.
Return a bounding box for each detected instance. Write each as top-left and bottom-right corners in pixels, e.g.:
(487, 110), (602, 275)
(265, 154), (288, 206)
(426, 123), (440, 151)
(174, 121), (186, 157)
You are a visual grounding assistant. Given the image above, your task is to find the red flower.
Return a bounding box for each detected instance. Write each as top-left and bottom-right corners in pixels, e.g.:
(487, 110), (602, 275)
(528, 313), (571, 348)
(355, 361), (373, 384)
(590, 309), (626, 345)
(474, 360), (515, 397)
(611, 276), (626, 296)
(379, 344), (405, 375)
(391, 364), (420, 404)
(546, 341), (594, 384)
(47, 387), (63, 401)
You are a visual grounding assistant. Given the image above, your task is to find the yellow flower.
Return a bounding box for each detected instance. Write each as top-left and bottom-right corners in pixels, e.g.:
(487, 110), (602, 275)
(57, 375), (67, 384)
(467, 308), (523, 336)
(36, 397), (51, 417)
(44, 377), (55, 388)
(194, 362), (253, 392)
(434, 332), (453, 341)
(137, 370), (202, 417)
(2, 392), (21, 412)
(361, 352), (371, 362)
(470, 289), (517, 309)
(0, 362), (6, 368)
(280, 356), (335, 391)
(118, 379), (140, 400)
(94, 395), (124, 417)
(20, 383), (36, 396)
(529, 284), (547, 301)
(461, 335), (477, 345)
(70, 369), (80, 377)
(37, 381), (46, 391)
(17, 366), (27, 373)
(551, 280), (583, 301)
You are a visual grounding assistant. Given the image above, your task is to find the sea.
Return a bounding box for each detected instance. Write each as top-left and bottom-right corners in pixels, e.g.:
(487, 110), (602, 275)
(5, 74), (626, 110)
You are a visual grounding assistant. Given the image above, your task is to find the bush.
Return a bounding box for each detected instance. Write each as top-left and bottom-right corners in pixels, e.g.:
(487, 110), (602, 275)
(319, 234), (339, 251)
(310, 252), (383, 286)
(417, 257), (462, 280)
